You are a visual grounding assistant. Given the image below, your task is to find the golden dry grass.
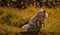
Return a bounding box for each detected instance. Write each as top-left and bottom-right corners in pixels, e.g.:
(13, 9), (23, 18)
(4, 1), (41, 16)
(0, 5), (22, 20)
(0, 6), (60, 35)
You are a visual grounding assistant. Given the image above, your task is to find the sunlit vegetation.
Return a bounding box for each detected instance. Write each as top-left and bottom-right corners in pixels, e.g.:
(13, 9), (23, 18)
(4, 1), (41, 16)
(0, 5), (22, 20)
(0, 6), (60, 35)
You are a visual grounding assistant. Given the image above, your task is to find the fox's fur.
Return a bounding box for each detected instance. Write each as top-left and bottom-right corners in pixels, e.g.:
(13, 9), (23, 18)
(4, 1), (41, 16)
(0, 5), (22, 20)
(21, 8), (48, 31)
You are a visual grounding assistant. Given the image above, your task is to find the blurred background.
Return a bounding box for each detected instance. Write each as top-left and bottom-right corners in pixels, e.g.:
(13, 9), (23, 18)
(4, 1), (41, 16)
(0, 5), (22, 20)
(0, 0), (60, 35)
(0, 0), (60, 8)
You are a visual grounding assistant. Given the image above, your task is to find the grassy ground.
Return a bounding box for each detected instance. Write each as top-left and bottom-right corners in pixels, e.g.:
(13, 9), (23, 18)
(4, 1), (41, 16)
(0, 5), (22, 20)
(0, 6), (60, 35)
